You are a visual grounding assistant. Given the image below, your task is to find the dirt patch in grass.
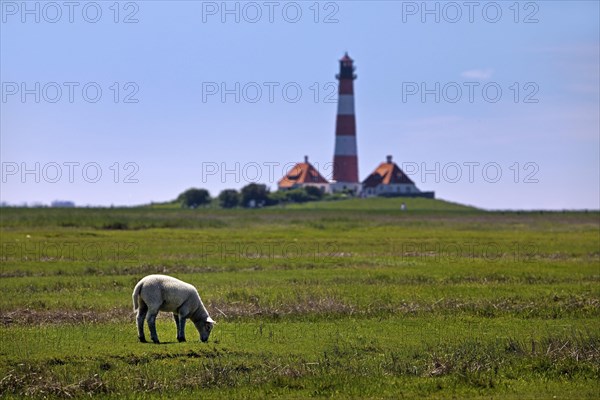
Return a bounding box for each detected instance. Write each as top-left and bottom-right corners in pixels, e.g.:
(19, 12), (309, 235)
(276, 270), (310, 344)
(2, 293), (599, 326)
(209, 296), (357, 319)
(0, 307), (132, 326)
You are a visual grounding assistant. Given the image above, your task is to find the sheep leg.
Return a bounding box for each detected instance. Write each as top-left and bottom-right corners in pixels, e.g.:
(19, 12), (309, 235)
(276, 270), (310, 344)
(176, 302), (192, 342)
(173, 313), (186, 342)
(177, 317), (187, 342)
(136, 302), (148, 343)
(173, 313), (180, 332)
(146, 311), (160, 344)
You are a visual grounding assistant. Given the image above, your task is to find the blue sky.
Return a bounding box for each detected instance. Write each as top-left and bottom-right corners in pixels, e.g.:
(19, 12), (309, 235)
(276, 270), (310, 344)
(1, 1), (598, 209)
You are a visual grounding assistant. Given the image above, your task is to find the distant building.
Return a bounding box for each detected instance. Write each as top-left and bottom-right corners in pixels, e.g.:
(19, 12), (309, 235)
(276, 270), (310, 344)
(278, 54), (435, 199)
(277, 156), (331, 193)
(362, 156), (434, 198)
(51, 200), (75, 208)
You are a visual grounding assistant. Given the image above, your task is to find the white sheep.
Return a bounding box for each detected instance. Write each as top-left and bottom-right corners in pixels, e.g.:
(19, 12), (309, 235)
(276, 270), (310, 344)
(132, 274), (215, 344)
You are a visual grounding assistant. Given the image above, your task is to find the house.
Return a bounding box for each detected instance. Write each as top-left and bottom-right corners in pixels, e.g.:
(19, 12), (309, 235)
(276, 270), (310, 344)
(362, 155), (433, 198)
(277, 156), (331, 193)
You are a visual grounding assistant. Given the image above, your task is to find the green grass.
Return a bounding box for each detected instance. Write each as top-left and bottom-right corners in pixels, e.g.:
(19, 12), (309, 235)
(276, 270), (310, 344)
(0, 203), (598, 398)
(285, 196), (479, 211)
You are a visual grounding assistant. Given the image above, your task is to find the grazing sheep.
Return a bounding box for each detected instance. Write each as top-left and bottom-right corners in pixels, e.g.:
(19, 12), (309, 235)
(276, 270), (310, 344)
(132, 274), (215, 344)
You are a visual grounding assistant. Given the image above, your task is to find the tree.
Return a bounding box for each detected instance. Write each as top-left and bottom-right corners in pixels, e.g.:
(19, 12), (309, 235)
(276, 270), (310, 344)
(178, 188), (211, 208)
(240, 183), (269, 208)
(218, 189), (240, 209)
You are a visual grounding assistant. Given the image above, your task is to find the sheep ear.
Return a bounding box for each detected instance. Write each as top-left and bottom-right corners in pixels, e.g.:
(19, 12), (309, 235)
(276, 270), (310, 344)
(206, 316), (215, 324)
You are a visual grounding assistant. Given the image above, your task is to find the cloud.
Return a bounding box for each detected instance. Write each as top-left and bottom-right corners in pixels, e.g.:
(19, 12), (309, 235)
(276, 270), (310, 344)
(461, 68), (494, 80)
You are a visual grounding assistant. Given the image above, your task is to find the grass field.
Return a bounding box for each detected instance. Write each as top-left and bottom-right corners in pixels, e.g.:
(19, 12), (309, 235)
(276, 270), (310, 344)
(1, 198), (598, 398)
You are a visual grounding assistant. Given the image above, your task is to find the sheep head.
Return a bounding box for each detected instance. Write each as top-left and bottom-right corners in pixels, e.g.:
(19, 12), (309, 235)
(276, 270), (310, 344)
(197, 316), (215, 343)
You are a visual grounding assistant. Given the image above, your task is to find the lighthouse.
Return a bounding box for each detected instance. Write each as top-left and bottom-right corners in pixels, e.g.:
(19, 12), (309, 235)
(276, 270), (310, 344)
(331, 53), (361, 194)
(277, 53), (434, 200)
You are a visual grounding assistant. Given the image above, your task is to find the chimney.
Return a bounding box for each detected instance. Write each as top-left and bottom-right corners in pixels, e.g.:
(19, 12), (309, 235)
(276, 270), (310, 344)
(304, 155), (309, 163)
(386, 155), (392, 164)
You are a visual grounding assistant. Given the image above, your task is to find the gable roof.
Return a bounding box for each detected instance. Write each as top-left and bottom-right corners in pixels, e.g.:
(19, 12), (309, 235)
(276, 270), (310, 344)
(278, 158), (329, 189)
(362, 157), (415, 188)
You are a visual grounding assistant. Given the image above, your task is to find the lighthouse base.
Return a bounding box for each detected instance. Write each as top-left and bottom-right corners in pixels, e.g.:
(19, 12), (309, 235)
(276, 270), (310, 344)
(330, 182), (362, 195)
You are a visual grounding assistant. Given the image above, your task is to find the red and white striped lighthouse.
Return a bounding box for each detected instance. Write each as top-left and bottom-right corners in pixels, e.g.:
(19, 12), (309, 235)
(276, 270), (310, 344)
(332, 53), (360, 193)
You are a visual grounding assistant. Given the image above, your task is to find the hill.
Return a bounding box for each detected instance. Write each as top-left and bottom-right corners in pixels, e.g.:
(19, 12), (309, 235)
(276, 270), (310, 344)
(284, 196), (478, 211)
(0, 198), (478, 230)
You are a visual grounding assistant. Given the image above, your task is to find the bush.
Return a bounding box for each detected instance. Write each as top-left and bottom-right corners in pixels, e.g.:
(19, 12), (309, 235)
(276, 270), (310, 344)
(177, 188), (211, 208)
(304, 186), (324, 201)
(270, 186), (327, 205)
(267, 191), (288, 205)
(286, 188), (311, 203)
(218, 189), (240, 209)
(241, 183), (270, 208)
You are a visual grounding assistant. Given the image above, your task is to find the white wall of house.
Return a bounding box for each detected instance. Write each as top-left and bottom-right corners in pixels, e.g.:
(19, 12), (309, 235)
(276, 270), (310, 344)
(301, 183), (332, 194)
(330, 182), (362, 194)
(363, 183), (420, 197)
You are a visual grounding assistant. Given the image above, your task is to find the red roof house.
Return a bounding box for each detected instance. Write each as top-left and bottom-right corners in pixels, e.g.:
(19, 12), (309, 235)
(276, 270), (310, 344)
(362, 155), (421, 197)
(278, 156), (330, 193)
